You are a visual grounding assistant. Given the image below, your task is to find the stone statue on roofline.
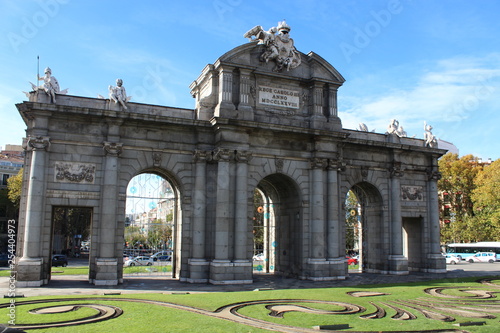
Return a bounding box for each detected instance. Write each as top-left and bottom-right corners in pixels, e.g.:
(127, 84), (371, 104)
(385, 119), (408, 138)
(99, 79), (132, 110)
(29, 67), (68, 103)
(424, 121), (438, 148)
(109, 79), (131, 109)
(244, 20), (301, 72)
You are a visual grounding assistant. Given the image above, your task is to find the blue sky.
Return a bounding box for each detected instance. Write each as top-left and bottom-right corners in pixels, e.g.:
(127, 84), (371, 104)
(1, 0), (499, 160)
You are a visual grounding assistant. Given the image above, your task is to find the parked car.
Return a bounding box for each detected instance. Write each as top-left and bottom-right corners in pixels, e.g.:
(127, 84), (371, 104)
(52, 255), (68, 267)
(151, 251), (172, 261)
(468, 252), (497, 263)
(444, 254), (461, 265)
(124, 256), (153, 266)
(155, 255), (171, 262)
(253, 253), (265, 261)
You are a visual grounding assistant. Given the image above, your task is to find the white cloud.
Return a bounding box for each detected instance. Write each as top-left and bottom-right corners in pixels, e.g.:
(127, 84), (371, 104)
(340, 54), (500, 139)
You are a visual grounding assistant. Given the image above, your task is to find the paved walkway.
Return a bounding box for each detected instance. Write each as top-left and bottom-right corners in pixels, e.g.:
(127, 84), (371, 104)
(3, 267), (500, 297)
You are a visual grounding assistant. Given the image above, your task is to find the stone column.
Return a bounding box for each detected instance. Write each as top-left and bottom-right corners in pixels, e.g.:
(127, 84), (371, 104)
(234, 150), (252, 260)
(310, 158), (327, 258)
(310, 82), (326, 129)
(328, 86), (338, 118)
(327, 159), (341, 259)
(215, 66), (235, 116)
(192, 150), (208, 258)
(233, 150), (253, 283)
(311, 82), (324, 117)
(307, 157), (330, 280)
(427, 158), (446, 272)
(213, 148), (232, 260)
(94, 141), (122, 285)
(325, 158), (346, 279)
(210, 148), (235, 284)
(17, 136), (50, 286)
(388, 161), (408, 274)
(238, 69), (253, 116)
(188, 150), (209, 282)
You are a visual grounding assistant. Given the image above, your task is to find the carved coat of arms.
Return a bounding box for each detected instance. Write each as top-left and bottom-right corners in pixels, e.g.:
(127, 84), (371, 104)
(244, 20), (301, 72)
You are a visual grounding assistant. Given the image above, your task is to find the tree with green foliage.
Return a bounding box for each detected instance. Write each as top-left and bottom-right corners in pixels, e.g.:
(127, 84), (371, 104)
(470, 159), (500, 241)
(147, 223), (172, 250)
(438, 153), (483, 243)
(7, 168), (23, 209)
(124, 226), (147, 249)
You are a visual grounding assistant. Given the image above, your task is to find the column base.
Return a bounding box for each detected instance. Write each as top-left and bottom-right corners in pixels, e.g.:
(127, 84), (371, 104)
(92, 258), (119, 286)
(302, 258), (347, 281)
(423, 253), (446, 273)
(387, 255), (409, 275)
(15, 257), (47, 286)
(209, 260), (253, 285)
(187, 258), (210, 283)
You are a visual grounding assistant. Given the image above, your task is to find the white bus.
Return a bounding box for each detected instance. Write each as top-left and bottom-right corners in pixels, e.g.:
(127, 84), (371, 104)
(445, 242), (500, 261)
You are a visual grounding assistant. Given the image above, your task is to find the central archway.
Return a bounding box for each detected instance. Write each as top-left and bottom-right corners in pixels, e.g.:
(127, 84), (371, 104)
(123, 170), (183, 280)
(255, 173), (302, 278)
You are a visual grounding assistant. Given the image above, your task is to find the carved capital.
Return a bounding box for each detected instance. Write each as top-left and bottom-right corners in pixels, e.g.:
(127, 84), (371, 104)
(193, 150), (209, 162)
(213, 148), (232, 162)
(235, 150), (253, 163)
(389, 161), (404, 178)
(25, 136), (50, 151)
(310, 157), (328, 170)
(103, 141), (123, 156)
(326, 159), (342, 172)
(427, 168), (442, 181)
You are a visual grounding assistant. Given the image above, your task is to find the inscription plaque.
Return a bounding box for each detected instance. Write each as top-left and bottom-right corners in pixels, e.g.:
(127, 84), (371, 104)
(258, 86), (300, 109)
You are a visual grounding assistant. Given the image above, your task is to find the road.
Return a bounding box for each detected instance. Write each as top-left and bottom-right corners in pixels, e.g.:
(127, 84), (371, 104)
(446, 260), (500, 272)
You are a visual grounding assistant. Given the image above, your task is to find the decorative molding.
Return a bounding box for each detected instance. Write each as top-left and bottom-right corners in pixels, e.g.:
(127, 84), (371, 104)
(55, 161), (96, 184)
(103, 142), (123, 156)
(401, 186), (424, 201)
(46, 189), (100, 200)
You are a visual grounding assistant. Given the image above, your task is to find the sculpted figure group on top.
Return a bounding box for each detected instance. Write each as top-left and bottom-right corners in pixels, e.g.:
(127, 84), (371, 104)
(244, 20), (301, 72)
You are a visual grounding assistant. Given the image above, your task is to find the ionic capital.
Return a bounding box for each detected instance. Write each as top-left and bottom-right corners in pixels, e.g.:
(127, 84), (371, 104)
(103, 141), (123, 156)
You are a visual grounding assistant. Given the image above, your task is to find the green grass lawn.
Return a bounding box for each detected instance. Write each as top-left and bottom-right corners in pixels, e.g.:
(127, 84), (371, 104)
(0, 265), (171, 277)
(2, 276), (500, 332)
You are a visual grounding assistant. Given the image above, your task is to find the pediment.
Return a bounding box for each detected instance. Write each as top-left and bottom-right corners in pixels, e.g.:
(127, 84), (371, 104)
(216, 43), (345, 85)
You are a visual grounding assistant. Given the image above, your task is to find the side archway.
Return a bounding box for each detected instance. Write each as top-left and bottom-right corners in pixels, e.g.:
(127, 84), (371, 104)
(255, 173), (303, 278)
(349, 182), (387, 273)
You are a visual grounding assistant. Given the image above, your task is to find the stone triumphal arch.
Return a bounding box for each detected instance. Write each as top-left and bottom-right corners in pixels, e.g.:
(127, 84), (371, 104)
(15, 22), (446, 286)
